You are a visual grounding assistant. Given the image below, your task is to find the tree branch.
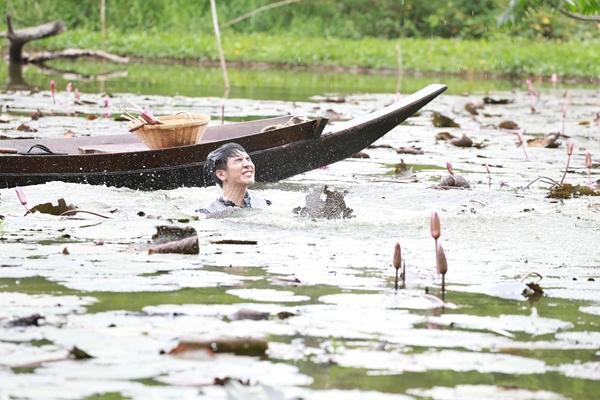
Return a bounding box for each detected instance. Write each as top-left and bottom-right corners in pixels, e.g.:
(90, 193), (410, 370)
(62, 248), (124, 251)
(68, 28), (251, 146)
(559, 6), (600, 22)
(223, 0), (301, 28)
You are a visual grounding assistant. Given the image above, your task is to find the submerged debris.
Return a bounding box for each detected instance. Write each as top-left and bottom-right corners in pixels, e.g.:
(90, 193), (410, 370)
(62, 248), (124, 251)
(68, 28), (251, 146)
(450, 134), (474, 148)
(293, 186), (354, 219)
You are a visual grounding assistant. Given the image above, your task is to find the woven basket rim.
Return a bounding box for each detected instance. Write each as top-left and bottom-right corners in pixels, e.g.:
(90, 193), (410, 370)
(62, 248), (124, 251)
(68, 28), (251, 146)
(141, 114), (210, 131)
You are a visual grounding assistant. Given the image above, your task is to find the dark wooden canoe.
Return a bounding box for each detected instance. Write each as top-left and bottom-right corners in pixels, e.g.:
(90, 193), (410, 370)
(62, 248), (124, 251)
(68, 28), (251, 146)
(0, 84), (446, 190)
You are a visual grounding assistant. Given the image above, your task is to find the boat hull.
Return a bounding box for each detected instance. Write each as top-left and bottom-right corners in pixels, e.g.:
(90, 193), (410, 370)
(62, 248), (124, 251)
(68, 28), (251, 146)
(0, 84), (446, 190)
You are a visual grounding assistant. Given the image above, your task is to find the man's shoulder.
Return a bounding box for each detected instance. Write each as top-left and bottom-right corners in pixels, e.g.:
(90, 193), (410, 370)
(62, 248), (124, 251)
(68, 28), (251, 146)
(248, 191), (272, 208)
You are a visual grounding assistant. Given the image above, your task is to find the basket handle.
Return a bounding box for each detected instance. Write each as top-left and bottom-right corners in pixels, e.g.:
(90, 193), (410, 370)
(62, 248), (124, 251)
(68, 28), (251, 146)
(175, 111), (196, 122)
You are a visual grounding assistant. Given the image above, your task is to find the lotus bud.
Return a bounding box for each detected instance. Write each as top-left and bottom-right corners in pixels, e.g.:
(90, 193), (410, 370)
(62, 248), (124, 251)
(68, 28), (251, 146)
(436, 242), (448, 275)
(393, 242), (401, 270)
(566, 141), (574, 156)
(75, 89), (81, 102)
(102, 97), (110, 108)
(551, 73), (558, 84)
(516, 129), (525, 146)
(66, 82), (73, 93)
(446, 162), (454, 176)
(430, 212), (441, 240)
(49, 80), (56, 103)
(585, 151), (592, 170)
(15, 187), (27, 206)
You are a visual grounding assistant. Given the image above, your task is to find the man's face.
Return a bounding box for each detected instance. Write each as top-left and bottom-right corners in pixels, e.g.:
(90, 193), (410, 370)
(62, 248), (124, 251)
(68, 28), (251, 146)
(216, 151), (255, 187)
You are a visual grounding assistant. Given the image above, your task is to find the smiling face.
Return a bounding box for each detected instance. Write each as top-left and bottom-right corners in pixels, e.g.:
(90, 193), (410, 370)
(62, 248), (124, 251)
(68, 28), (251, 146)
(215, 151), (255, 188)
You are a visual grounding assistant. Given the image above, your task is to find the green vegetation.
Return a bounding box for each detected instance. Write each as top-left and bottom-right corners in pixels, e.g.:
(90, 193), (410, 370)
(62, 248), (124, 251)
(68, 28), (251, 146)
(33, 30), (600, 77)
(2, 1), (598, 77)
(3, 0), (598, 40)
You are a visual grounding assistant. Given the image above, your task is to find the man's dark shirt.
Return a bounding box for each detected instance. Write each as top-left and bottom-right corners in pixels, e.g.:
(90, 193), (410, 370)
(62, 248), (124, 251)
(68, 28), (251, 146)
(198, 191), (271, 217)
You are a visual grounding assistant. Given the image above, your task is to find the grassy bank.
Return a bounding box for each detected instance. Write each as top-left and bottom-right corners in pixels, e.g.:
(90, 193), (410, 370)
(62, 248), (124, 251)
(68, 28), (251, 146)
(34, 30), (600, 78)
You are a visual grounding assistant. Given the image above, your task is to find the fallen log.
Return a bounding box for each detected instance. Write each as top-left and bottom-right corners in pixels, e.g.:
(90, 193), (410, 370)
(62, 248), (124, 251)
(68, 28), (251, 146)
(24, 48), (129, 64)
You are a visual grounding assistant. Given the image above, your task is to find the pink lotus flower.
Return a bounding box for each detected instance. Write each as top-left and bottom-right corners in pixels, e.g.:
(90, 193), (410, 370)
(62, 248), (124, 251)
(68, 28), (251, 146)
(66, 82), (73, 93)
(560, 141), (575, 185)
(75, 89), (81, 103)
(102, 97), (110, 108)
(551, 73), (558, 85)
(430, 212), (441, 240)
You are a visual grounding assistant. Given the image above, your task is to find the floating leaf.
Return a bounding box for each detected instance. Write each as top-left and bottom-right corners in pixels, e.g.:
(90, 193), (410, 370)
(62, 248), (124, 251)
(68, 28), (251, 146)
(435, 131), (455, 141)
(69, 346), (93, 360)
(7, 313), (44, 327)
(483, 97), (512, 105)
(16, 123), (38, 132)
(293, 186), (354, 219)
(30, 198), (76, 216)
(148, 236), (199, 255)
(432, 112), (460, 128)
(499, 120), (520, 130)
(152, 225), (197, 244)
(396, 146), (424, 155)
(169, 338), (268, 357)
(350, 151), (370, 158)
(450, 134), (474, 148)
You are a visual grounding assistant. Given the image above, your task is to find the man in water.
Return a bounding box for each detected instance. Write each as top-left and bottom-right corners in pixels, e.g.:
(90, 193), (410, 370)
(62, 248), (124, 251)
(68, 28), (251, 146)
(199, 143), (271, 217)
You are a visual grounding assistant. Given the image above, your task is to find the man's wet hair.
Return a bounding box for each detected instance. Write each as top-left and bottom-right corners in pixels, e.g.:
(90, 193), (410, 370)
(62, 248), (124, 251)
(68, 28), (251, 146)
(204, 143), (248, 187)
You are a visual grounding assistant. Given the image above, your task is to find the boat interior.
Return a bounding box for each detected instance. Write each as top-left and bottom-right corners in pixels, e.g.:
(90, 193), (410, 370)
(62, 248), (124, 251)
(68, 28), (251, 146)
(0, 115), (310, 155)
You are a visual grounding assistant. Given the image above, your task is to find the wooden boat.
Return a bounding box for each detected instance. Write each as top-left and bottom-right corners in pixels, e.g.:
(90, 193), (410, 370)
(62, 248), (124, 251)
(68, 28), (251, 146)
(0, 84), (446, 190)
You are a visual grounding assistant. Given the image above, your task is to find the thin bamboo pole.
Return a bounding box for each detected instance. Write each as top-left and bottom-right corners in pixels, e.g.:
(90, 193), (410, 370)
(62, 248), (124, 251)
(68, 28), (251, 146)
(209, 0), (230, 91)
(100, 0), (106, 46)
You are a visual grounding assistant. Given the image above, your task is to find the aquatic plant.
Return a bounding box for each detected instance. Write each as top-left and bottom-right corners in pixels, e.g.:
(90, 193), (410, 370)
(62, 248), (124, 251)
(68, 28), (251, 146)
(516, 129), (529, 161)
(14, 187), (31, 215)
(485, 163), (491, 187)
(430, 211), (441, 242)
(585, 151), (592, 183)
(436, 242), (448, 299)
(49, 80), (56, 104)
(561, 91), (570, 137)
(559, 141), (574, 185)
(526, 79), (539, 113)
(446, 162), (454, 175)
(393, 242), (402, 290)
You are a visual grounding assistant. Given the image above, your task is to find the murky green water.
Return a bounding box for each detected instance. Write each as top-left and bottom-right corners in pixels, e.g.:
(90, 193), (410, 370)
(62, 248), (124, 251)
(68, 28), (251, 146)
(1, 61), (600, 399)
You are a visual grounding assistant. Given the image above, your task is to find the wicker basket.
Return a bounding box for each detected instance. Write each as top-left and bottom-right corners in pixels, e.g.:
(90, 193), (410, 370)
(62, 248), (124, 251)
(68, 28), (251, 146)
(135, 114), (210, 150)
